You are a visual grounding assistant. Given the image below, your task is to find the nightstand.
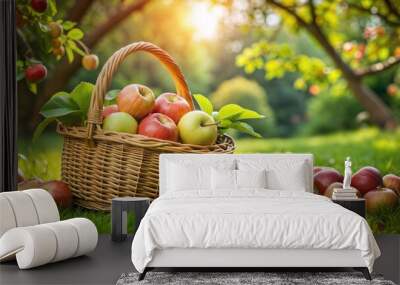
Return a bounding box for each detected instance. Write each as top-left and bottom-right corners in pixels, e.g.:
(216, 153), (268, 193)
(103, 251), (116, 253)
(111, 197), (151, 242)
(332, 198), (366, 218)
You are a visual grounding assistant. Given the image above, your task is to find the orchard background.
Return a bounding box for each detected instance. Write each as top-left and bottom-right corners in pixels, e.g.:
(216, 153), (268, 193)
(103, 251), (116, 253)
(17, 0), (400, 233)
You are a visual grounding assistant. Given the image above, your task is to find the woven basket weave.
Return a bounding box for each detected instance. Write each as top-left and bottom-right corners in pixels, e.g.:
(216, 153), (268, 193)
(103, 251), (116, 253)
(57, 42), (235, 211)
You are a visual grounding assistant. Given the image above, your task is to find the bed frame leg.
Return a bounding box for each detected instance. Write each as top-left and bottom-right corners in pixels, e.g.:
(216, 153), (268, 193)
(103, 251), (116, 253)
(138, 268), (148, 281)
(354, 267), (371, 280)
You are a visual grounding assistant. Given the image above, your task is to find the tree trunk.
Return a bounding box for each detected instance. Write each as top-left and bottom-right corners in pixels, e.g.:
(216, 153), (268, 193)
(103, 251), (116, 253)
(308, 25), (397, 129)
(345, 75), (397, 129)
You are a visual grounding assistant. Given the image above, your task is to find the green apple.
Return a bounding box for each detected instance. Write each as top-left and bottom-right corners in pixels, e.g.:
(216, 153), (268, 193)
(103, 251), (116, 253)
(178, 111), (218, 145)
(103, 112), (138, 134)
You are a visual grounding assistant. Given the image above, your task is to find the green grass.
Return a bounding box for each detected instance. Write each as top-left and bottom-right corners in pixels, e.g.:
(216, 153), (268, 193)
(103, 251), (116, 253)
(18, 128), (400, 234)
(236, 127), (400, 176)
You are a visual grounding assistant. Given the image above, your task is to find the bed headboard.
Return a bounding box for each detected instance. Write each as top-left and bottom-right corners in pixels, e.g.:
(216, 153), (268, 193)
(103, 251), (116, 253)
(159, 153), (314, 195)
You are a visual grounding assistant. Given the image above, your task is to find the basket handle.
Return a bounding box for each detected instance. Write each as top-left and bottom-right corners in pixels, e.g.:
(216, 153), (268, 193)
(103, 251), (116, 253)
(86, 41), (194, 138)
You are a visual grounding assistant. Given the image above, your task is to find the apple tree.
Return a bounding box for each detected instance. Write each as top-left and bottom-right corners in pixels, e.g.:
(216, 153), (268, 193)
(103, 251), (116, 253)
(236, 0), (400, 129)
(16, 0), (98, 94)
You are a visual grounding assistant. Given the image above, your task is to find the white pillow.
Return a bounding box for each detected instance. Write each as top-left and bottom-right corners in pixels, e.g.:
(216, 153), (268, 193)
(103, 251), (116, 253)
(236, 169), (267, 189)
(211, 169), (267, 190)
(237, 158), (309, 191)
(167, 159), (236, 192)
(211, 168), (236, 190)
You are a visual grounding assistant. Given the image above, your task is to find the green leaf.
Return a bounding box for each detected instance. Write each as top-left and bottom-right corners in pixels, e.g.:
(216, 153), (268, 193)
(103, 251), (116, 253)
(33, 118), (56, 142)
(40, 92), (81, 118)
(65, 46), (74, 63)
(70, 82), (94, 117)
(236, 109), (265, 120)
(193, 94), (213, 115)
(48, 0), (57, 16)
(219, 119), (232, 128)
(28, 83), (37, 94)
(105, 89), (120, 105)
(230, 122), (262, 138)
(67, 28), (84, 40)
(217, 104), (245, 120)
(68, 40), (85, 56)
(62, 21), (76, 31)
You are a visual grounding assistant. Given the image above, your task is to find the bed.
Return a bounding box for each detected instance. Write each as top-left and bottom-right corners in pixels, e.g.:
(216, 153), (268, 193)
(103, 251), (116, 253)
(131, 154), (380, 280)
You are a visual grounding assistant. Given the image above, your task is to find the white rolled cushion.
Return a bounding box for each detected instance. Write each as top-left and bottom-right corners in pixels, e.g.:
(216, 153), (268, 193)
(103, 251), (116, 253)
(211, 168), (236, 190)
(42, 221), (79, 262)
(0, 218), (97, 269)
(1, 191), (39, 227)
(0, 196), (16, 237)
(236, 169), (267, 189)
(63, 218), (98, 257)
(0, 226), (57, 269)
(23, 189), (60, 224)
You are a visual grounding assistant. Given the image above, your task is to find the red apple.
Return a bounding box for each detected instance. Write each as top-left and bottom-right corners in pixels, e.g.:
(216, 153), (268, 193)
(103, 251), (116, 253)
(351, 166), (382, 195)
(314, 169), (343, 195)
(41, 180), (73, 208)
(25, 64), (47, 82)
(31, 0), (47, 13)
(364, 188), (398, 214)
(117, 84), (155, 119)
(383, 174), (400, 197)
(138, 113), (178, 142)
(313, 166), (335, 175)
(153, 93), (191, 124)
(102, 104), (119, 119)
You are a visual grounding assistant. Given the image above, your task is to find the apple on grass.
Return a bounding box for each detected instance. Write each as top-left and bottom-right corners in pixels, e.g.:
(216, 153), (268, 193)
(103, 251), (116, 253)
(103, 112), (137, 134)
(313, 169), (343, 195)
(351, 166), (382, 195)
(138, 113), (178, 142)
(383, 174), (400, 196)
(117, 84), (155, 119)
(364, 188), (398, 214)
(41, 180), (73, 209)
(178, 111), (218, 146)
(153, 93), (191, 124)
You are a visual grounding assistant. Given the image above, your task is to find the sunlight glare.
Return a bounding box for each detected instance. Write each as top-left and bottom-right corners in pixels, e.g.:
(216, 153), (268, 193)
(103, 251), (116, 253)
(189, 2), (225, 41)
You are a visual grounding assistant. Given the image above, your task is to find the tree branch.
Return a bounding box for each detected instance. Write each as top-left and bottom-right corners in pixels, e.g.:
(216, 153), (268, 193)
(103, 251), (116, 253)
(266, 0), (310, 28)
(66, 0), (95, 24)
(384, 0), (400, 19)
(346, 2), (400, 26)
(85, 0), (151, 48)
(308, 0), (317, 24)
(356, 56), (400, 77)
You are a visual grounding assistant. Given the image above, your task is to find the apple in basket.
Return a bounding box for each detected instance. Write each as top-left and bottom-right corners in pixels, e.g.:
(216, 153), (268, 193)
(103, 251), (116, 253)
(103, 112), (138, 134)
(102, 104), (119, 119)
(138, 113), (178, 141)
(117, 84), (155, 119)
(178, 110), (218, 145)
(153, 93), (191, 124)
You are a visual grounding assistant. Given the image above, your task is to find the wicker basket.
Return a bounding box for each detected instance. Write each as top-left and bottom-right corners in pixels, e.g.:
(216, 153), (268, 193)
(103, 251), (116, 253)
(57, 42), (235, 211)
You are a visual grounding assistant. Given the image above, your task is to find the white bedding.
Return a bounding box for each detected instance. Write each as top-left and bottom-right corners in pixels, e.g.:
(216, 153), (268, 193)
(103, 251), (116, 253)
(131, 190), (380, 273)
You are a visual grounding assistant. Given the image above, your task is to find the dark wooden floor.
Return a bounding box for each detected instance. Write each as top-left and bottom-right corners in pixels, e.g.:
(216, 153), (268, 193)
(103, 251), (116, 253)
(1, 235), (398, 285)
(0, 235), (135, 285)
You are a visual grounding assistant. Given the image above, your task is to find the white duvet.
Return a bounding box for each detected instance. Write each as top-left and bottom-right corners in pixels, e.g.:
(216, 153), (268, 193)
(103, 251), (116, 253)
(131, 190), (380, 273)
